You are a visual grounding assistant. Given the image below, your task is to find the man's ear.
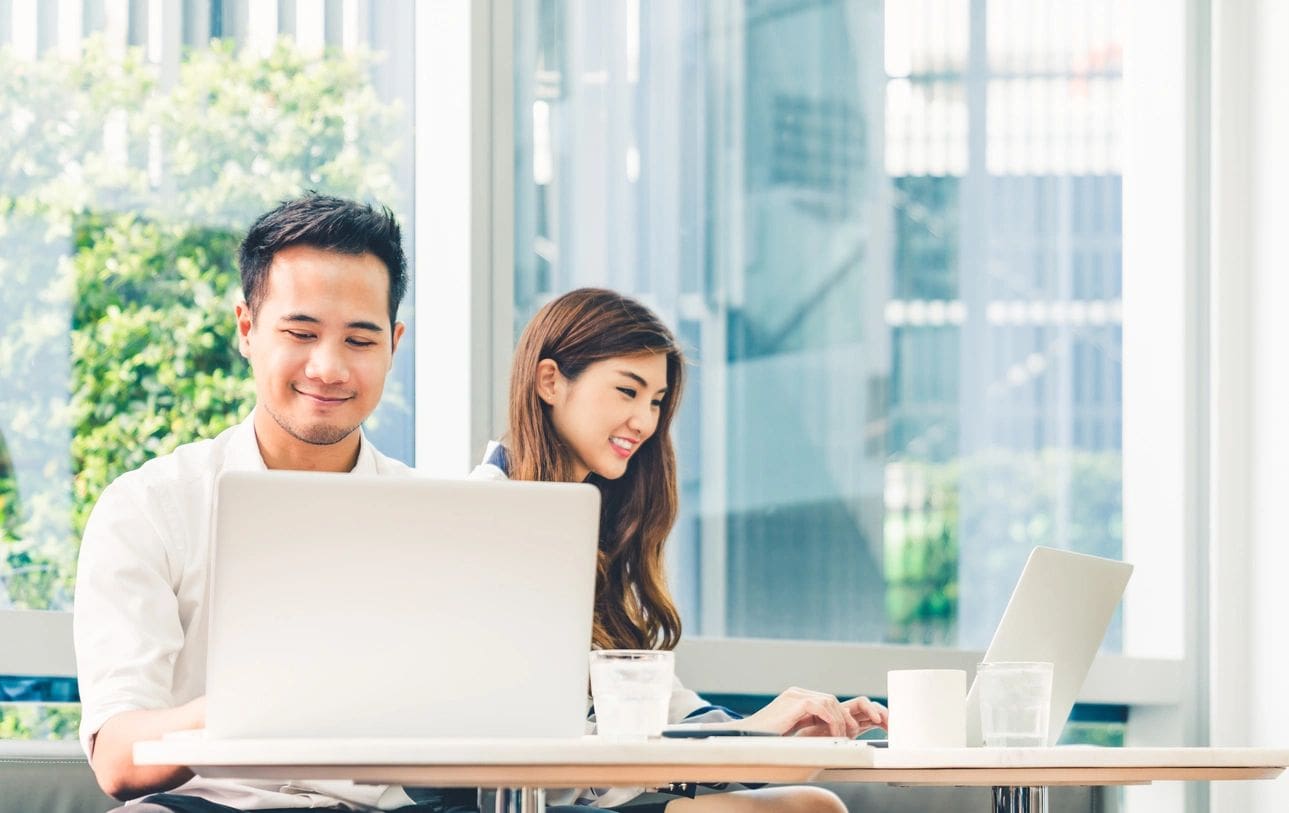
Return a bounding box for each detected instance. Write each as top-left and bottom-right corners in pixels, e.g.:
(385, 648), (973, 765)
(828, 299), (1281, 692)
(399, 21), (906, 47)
(535, 358), (563, 406)
(234, 301), (254, 358)
(389, 321), (407, 366)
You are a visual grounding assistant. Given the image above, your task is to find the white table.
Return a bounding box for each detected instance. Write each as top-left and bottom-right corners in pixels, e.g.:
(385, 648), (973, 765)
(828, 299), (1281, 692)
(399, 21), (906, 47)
(135, 736), (1289, 813)
(821, 745), (1289, 812)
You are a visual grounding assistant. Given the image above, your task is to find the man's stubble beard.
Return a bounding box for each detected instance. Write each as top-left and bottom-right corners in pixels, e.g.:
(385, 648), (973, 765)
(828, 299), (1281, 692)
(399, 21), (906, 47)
(264, 402), (360, 446)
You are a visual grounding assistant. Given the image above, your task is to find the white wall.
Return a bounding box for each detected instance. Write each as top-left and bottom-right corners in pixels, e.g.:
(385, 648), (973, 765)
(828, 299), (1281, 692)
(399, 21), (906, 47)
(1211, 0), (1289, 809)
(1245, 0), (1289, 808)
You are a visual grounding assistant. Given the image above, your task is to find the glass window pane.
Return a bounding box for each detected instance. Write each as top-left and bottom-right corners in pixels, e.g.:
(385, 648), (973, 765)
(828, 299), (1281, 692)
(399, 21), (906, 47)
(514, 0), (1126, 651)
(0, 4), (418, 738)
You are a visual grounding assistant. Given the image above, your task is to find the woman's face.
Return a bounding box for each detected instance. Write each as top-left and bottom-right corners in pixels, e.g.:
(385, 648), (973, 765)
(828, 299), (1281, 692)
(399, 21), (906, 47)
(539, 351), (670, 482)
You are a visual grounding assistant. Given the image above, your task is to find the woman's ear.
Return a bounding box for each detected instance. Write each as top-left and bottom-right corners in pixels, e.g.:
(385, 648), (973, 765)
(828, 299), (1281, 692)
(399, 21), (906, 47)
(535, 358), (562, 406)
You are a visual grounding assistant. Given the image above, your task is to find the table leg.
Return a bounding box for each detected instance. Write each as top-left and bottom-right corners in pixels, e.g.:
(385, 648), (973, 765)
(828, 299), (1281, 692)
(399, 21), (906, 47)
(992, 785), (1049, 813)
(490, 787), (546, 813)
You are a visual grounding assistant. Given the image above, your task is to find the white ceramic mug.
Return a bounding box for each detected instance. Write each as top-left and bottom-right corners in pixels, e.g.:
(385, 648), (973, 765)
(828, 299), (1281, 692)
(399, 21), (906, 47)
(886, 668), (967, 749)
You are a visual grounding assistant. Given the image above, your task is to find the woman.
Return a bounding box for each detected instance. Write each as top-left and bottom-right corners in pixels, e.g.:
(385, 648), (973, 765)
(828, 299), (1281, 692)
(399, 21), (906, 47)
(472, 288), (886, 812)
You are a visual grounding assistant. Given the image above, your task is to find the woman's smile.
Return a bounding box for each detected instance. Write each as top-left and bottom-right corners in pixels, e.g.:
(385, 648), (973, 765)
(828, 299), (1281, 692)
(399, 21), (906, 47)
(609, 436), (637, 458)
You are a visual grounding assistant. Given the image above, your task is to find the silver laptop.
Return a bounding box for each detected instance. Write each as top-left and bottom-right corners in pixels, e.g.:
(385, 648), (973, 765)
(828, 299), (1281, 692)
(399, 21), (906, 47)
(205, 471), (600, 739)
(964, 546), (1133, 746)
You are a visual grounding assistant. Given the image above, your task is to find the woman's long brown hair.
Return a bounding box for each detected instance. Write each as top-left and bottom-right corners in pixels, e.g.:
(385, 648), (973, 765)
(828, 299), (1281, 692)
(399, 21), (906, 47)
(506, 288), (684, 651)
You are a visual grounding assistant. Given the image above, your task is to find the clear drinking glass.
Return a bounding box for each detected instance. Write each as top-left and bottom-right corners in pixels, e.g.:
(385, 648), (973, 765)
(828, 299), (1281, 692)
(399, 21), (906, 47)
(976, 661), (1054, 747)
(589, 649), (674, 739)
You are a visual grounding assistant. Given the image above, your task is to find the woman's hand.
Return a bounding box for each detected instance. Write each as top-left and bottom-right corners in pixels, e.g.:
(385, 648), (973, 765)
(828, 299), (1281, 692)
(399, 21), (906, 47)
(735, 687), (887, 738)
(789, 694), (887, 738)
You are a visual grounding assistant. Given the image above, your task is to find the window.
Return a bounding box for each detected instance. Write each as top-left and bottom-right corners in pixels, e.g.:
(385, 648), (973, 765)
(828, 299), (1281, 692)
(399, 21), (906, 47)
(0, 1), (417, 737)
(514, 0), (1133, 651)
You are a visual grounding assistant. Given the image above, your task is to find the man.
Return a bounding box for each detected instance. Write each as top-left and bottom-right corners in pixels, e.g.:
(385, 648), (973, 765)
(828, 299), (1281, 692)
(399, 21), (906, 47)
(74, 194), (441, 812)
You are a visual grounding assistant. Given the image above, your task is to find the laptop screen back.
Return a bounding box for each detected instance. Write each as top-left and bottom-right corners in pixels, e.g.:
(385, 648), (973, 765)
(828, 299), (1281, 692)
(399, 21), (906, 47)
(964, 547), (1133, 746)
(206, 472), (600, 740)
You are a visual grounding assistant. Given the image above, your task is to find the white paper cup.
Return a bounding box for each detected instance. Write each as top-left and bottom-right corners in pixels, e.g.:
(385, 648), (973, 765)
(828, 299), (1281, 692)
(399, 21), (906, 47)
(887, 669), (967, 749)
(589, 650), (674, 739)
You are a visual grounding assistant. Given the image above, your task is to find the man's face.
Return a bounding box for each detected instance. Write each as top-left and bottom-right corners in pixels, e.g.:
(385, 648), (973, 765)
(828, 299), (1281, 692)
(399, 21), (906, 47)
(236, 245), (404, 447)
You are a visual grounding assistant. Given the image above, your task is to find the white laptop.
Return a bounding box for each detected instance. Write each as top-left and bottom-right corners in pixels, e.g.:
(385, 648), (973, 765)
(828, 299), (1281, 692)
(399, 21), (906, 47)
(963, 546), (1133, 746)
(205, 471), (601, 740)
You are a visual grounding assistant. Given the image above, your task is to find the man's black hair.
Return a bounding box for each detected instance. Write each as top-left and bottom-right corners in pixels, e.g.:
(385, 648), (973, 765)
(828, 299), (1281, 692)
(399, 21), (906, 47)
(238, 194), (408, 326)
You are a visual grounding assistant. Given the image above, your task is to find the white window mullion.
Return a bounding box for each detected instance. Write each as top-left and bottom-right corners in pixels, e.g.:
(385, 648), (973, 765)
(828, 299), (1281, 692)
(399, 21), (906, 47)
(414, 0), (502, 475)
(1122, 0), (1205, 809)
(488, 0), (516, 442)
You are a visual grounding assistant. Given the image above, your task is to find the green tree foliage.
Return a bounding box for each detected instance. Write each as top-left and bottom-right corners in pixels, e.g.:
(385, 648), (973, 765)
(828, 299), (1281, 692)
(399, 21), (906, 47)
(884, 450), (1123, 645)
(884, 459), (960, 645)
(0, 704), (80, 740)
(68, 215), (257, 545)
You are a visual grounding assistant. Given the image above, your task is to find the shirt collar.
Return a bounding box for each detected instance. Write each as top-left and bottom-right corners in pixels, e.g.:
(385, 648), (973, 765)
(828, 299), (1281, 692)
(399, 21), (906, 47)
(225, 407), (378, 475)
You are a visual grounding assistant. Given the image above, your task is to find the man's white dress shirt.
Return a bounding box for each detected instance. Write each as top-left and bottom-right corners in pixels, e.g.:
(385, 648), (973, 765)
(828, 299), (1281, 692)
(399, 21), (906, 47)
(74, 410), (416, 810)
